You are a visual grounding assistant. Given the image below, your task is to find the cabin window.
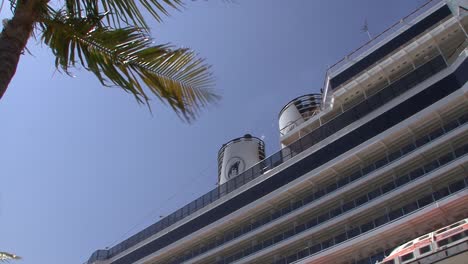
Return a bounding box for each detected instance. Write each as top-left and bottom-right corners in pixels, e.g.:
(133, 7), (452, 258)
(437, 238), (449, 247)
(298, 248), (309, 259)
(448, 222), (462, 229)
(438, 230), (468, 248)
(419, 245), (431, 254)
(263, 238), (273, 247)
(436, 227), (448, 234)
(401, 252), (414, 262)
(403, 241), (413, 249)
(451, 232), (463, 242)
(449, 222), (463, 229)
(418, 234), (430, 241)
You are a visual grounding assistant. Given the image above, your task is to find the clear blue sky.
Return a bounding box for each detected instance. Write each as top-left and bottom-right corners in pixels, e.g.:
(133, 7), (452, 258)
(0, 1), (424, 263)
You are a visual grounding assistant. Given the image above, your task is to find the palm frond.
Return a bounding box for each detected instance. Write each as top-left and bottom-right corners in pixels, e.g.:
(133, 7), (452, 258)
(40, 10), (218, 121)
(7, 0), (17, 12)
(0, 252), (21, 262)
(64, 0), (184, 28)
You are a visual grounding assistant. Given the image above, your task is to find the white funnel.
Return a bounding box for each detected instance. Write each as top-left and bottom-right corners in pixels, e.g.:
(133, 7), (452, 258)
(217, 134), (265, 185)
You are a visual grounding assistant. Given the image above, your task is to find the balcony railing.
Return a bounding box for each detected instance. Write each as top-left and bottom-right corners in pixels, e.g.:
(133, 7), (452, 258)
(326, 0), (442, 82)
(282, 52), (445, 141)
(272, 201), (468, 264)
(170, 114), (468, 264)
(218, 146), (468, 264)
(89, 54), (451, 264)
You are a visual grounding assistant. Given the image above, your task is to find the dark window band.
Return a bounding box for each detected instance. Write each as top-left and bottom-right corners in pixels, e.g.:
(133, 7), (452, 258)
(329, 4), (452, 90)
(110, 58), (467, 264)
(177, 115), (467, 263)
(271, 176), (468, 264)
(91, 53), (448, 263)
(182, 141), (468, 264)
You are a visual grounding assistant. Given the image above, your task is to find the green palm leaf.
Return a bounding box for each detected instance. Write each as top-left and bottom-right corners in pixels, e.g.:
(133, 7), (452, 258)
(64, 0), (184, 28)
(40, 10), (218, 121)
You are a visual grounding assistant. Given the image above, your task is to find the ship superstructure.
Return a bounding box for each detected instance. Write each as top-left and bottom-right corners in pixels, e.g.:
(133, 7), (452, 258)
(85, 1), (468, 264)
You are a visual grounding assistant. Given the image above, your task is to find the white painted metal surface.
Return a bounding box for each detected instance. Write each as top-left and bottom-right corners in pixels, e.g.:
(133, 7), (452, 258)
(218, 135), (265, 185)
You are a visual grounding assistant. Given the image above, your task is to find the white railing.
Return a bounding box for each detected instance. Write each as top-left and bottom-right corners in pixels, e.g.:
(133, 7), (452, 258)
(326, 0), (443, 79)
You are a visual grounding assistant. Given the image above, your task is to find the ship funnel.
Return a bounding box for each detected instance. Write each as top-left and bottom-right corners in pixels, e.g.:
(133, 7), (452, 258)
(217, 134), (265, 185)
(278, 94), (322, 135)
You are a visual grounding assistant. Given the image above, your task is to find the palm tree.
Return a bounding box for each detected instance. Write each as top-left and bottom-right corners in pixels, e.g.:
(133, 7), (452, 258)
(0, 251), (21, 262)
(0, 0), (219, 121)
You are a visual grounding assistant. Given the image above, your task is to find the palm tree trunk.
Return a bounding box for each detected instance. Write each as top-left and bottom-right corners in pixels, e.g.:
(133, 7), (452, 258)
(0, 0), (44, 99)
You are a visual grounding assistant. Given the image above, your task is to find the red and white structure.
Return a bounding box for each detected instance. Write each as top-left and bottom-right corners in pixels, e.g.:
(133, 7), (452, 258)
(379, 218), (468, 264)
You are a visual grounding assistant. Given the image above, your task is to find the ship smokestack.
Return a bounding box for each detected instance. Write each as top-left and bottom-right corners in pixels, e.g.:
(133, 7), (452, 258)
(278, 94), (322, 136)
(217, 134), (265, 185)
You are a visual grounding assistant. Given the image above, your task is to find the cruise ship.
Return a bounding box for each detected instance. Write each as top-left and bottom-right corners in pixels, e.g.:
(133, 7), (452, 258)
(85, 0), (468, 263)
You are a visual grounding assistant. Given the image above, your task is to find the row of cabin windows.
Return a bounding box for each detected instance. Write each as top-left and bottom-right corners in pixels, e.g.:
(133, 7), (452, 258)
(270, 177), (468, 264)
(168, 115), (467, 264)
(107, 58), (467, 264)
(220, 146), (468, 264)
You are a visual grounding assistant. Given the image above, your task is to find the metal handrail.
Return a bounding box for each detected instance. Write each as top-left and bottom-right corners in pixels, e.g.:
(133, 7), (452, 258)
(447, 39), (468, 64)
(168, 118), (468, 264)
(279, 109), (320, 136)
(327, 0), (441, 77)
(289, 51), (443, 140)
(90, 53), (451, 264)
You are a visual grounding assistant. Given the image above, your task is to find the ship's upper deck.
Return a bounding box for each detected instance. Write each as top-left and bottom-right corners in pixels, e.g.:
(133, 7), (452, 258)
(85, 1), (468, 264)
(325, 0), (450, 92)
(280, 0), (467, 146)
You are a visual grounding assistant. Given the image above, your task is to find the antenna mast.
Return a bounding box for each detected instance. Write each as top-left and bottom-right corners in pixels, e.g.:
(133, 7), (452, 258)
(361, 19), (373, 40)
